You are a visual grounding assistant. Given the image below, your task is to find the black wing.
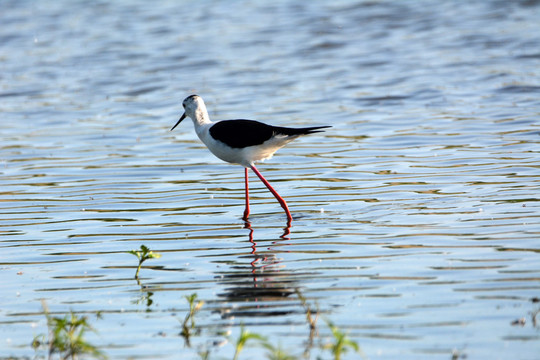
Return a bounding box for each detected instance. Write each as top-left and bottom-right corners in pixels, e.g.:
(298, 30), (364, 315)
(209, 120), (275, 148)
(209, 120), (331, 149)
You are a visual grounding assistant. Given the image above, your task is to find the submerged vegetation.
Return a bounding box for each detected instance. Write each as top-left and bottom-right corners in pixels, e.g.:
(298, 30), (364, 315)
(32, 301), (106, 360)
(232, 326), (267, 360)
(30, 251), (362, 359)
(323, 321), (362, 360)
(180, 293), (205, 346)
(127, 244), (161, 279)
(175, 288), (362, 359)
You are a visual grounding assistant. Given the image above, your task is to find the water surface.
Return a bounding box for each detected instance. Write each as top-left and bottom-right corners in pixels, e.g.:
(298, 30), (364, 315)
(1, 1), (539, 359)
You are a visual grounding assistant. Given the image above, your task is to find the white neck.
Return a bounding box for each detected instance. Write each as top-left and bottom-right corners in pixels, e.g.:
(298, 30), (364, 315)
(189, 102), (212, 128)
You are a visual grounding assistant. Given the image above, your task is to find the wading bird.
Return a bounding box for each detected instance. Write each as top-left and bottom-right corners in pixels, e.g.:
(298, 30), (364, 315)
(171, 95), (330, 223)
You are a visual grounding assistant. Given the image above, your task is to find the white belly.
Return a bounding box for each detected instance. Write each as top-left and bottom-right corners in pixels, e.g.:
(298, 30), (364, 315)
(198, 128), (294, 167)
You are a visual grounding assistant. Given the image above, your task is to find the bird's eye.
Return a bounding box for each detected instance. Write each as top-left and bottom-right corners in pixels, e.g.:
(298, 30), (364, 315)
(182, 103), (186, 108)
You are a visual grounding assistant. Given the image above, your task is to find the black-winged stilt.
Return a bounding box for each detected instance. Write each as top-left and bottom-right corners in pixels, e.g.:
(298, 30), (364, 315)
(171, 95), (330, 222)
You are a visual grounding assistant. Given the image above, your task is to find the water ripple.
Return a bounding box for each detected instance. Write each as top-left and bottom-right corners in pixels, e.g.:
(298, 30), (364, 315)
(1, 0), (540, 359)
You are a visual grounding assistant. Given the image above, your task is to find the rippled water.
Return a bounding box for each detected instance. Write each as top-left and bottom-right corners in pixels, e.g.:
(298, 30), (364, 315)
(1, 1), (539, 359)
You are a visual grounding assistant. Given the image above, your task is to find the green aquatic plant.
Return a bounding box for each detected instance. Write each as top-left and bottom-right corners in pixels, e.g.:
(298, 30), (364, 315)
(323, 321), (361, 360)
(127, 244), (161, 279)
(262, 342), (298, 360)
(295, 289), (318, 359)
(233, 325), (266, 360)
(198, 349), (210, 360)
(32, 301), (106, 360)
(181, 293), (205, 345)
(132, 289), (154, 308)
(295, 289), (318, 333)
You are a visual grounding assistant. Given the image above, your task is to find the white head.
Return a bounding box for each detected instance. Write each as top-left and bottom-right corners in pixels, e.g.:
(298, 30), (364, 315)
(171, 94), (210, 131)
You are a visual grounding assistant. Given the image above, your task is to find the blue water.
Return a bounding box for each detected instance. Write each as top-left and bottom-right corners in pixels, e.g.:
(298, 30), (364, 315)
(1, 1), (539, 359)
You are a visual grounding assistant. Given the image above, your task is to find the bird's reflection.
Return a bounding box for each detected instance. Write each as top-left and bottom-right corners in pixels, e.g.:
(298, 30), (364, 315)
(246, 219), (291, 274)
(212, 220), (319, 359)
(215, 219), (296, 317)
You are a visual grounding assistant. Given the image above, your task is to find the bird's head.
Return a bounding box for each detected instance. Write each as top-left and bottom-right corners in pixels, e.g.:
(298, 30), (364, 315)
(171, 94), (207, 131)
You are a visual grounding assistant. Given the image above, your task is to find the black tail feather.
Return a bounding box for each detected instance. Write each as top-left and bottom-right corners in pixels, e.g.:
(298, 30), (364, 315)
(273, 125), (331, 136)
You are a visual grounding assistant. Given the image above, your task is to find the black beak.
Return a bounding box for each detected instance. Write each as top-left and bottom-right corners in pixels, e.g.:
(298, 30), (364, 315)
(171, 112), (186, 131)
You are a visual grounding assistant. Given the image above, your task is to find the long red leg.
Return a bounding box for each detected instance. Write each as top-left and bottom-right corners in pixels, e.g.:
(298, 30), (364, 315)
(243, 167), (250, 220)
(250, 165), (293, 222)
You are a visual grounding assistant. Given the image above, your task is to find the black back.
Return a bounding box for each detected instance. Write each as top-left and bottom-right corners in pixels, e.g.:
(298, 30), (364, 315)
(209, 119), (331, 149)
(209, 120), (275, 148)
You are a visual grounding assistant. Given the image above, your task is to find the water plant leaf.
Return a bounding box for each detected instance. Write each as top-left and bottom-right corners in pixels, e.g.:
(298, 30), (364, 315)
(233, 326), (267, 360)
(32, 301), (107, 360)
(128, 245), (161, 279)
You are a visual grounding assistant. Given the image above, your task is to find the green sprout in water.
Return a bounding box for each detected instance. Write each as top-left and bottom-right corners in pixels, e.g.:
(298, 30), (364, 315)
(323, 321), (362, 360)
(128, 245), (161, 279)
(262, 342), (298, 360)
(295, 289), (318, 332)
(197, 349), (210, 360)
(295, 288), (318, 359)
(32, 301), (106, 360)
(233, 325), (266, 360)
(181, 293), (204, 346)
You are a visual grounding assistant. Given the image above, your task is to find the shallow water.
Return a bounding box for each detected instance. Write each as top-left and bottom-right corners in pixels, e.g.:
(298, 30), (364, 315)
(1, 0), (540, 359)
